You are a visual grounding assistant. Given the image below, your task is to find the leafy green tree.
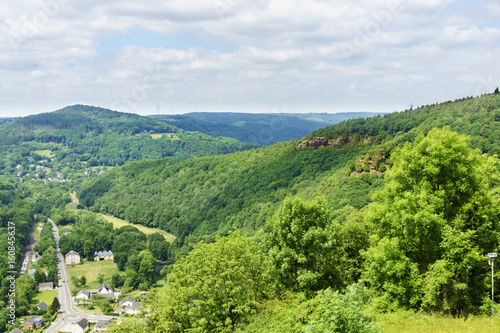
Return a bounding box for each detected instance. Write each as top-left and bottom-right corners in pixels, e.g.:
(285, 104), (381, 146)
(138, 252), (157, 284)
(111, 273), (124, 289)
(71, 276), (80, 287)
(79, 275), (87, 286)
(363, 127), (500, 314)
(34, 269), (46, 285)
(108, 318), (152, 332)
(152, 231), (269, 332)
(50, 297), (61, 314)
(97, 273), (105, 284)
(84, 239), (95, 261)
(266, 197), (338, 293)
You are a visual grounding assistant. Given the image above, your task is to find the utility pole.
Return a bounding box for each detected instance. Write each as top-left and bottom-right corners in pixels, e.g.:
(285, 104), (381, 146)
(488, 252), (497, 316)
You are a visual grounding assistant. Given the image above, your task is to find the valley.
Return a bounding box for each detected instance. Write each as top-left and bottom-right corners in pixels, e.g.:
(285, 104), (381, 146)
(1, 93), (500, 332)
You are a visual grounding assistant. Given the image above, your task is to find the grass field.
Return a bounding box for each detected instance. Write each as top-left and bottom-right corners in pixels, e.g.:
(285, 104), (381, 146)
(31, 289), (58, 306)
(376, 310), (500, 333)
(66, 192), (79, 210)
(67, 261), (123, 290)
(150, 133), (179, 140)
(101, 214), (176, 243)
(33, 149), (54, 158)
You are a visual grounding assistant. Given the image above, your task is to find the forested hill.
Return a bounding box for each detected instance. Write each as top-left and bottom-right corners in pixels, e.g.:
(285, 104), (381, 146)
(151, 112), (386, 146)
(77, 93), (500, 246)
(0, 105), (254, 168)
(303, 94), (500, 155)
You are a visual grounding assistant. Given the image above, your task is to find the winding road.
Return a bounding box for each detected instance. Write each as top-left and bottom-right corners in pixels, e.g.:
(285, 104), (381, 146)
(44, 219), (115, 333)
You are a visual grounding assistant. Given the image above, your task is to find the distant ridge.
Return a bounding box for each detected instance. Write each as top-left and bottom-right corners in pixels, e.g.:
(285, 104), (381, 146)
(150, 112), (387, 145)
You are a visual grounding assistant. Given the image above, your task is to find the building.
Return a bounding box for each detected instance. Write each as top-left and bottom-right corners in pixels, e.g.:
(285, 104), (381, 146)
(65, 250), (81, 265)
(119, 296), (135, 307)
(37, 301), (48, 311)
(125, 302), (143, 315)
(94, 250), (114, 261)
(76, 290), (92, 301)
(62, 228), (70, 235)
(23, 316), (45, 330)
(114, 307), (125, 315)
(38, 282), (53, 290)
(71, 318), (89, 333)
(95, 319), (114, 331)
(98, 284), (113, 295)
(28, 268), (36, 279)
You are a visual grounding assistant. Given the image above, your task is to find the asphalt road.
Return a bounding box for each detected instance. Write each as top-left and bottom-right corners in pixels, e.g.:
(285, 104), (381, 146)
(44, 219), (115, 333)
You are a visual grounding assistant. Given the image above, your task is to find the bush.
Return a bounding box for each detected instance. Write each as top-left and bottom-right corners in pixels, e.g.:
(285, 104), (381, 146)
(305, 283), (381, 333)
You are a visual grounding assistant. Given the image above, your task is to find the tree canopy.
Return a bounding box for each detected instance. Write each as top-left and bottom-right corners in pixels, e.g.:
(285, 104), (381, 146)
(363, 127), (500, 314)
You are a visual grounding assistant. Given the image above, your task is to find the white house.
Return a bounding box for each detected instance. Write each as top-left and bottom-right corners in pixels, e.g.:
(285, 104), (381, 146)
(98, 284), (113, 295)
(76, 290), (92, 301)
(125, 302), (143, 315)
(65, 250), (81, 265)
(119, 296), (135, 308)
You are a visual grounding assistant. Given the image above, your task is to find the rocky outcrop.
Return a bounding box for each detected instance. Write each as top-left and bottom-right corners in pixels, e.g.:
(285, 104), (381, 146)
(298, 137), (329, 149)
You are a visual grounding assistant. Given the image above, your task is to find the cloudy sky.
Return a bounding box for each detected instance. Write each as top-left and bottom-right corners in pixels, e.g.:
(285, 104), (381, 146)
(1, 0), (499, 117)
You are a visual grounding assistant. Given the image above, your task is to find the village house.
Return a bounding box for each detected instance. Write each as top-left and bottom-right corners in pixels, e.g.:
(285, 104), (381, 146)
(76, 290), (92, 301)
(94, 250), (114, 261)
(65, 250), (81, 265)
(94, 318), (114, 331)
(28, 268), (36, 279)
(62, 228), (71, 235)
(71, 318), (89, 333)
(38, 282), (53, 291)
(125, 302), (143, 315)
(23, 316), (45, 330)
(37, 301), (48, 312)
(119, 296), (135, 307)
(98, 284), (113, 295)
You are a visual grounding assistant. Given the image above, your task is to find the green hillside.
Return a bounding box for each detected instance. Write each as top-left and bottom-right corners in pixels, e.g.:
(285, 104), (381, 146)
(78, 141), (372, 243)
(0, 105), (256, 183)
(78, 93), (500, 243)
(151, 112), (386, 145)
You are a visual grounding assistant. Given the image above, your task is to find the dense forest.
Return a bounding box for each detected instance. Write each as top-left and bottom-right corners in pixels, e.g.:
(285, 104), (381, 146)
(79, 93), (500, 332)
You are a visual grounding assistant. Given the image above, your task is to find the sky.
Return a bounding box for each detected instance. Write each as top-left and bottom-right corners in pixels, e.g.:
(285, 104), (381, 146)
(1, 0), (500, 117)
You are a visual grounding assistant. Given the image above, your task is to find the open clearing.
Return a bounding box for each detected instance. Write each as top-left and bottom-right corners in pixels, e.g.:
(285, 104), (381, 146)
(150, 133), (179, 140)
(67, 260), (123, 290)
(101, 213), (176, 243)
(32, 289), (58, 306)
(376, 310), (500, 333)
(33, 149), (54, 158)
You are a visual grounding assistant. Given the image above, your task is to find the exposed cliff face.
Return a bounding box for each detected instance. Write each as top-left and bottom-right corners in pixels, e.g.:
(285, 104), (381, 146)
(298, 136), (363, 149)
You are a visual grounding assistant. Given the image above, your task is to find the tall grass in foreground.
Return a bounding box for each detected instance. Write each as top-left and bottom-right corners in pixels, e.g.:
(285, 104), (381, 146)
(376, 310), (500, 333)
